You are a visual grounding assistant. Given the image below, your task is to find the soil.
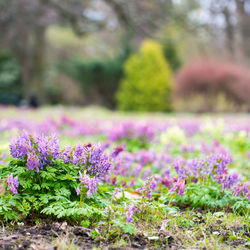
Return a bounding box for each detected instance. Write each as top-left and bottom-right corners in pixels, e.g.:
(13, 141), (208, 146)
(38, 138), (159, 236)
(0, 223), (96, 250)
(0, 222), (249, 249)
(0, 223), (174, 250)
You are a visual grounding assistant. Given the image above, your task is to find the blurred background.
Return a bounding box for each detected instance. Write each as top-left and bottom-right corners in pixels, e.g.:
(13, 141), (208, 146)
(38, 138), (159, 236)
(1, 0), (250, 112)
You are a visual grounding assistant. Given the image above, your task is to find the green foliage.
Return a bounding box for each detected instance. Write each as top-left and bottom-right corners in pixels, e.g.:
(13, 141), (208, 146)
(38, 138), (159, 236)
(0, 51), (22, 104)
(120, 138), (150, 153)
(162, 38), (182, 72)
(0, 159), (105, 223)
(116, 39), (174, 112)
(0, 158), (139, 238)
(59, 47), (130, 108)
(169, 183), (250, 215)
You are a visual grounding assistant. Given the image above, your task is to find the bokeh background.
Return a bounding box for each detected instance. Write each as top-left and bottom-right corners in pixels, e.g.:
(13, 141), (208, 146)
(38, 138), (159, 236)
(1, 0), (250, 112)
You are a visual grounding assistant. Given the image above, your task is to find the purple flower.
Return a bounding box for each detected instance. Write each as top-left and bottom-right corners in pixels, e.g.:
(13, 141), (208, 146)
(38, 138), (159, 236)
(111, 145), (124, 159)
(27, 153), (40, 172)
(234, 182), (250, 200)
(72, 143), (84, 165)
(219, 172), (241, 190)
(85, 144), (111, 177)
(48, 135), (60, 159)
(79, 171), (98, 198)
(6, 173), (19, 194)
(9, 133), (60, 172)
(161, 177), (172, 189)
(137, 176), (158, 199)
(125, 204), (140, 223)
(76, 187), (80, 196)
(61, 145), (72, 164)
(9, 132), (30, 160)
(169, 178), (186, 197)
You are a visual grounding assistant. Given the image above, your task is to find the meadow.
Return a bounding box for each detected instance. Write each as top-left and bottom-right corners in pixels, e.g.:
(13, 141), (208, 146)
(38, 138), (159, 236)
(0, 106), (249, 249)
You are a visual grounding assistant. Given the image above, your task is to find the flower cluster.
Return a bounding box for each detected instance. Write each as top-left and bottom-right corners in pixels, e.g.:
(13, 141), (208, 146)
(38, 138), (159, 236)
(6, 173), (19, 194)
(125, 203), (140, 223)
(161, 177), (186, 197)
(61, 143), (111, 177)
(173, 153), (233, 180)
(10, 132), (60, 172)
(111, 149), (170, 178)
(234, 182), (250, 200)
(10, 133), (111, 178)
(169, 178), (186, 197)
(137, 176), (158, 199)
(108, 122), (154, 142)
(169, 154), (249, 200)
(217, 172), (241, 190)
(8, 133), (112, 202)
(111, 145), (124, 159)
(77, 171), (98, 198)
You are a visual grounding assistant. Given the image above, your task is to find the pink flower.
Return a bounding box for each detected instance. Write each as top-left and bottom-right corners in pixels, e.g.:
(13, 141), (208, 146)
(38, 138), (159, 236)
(6, 173), (19, 194)
(169, 178), (186, 197)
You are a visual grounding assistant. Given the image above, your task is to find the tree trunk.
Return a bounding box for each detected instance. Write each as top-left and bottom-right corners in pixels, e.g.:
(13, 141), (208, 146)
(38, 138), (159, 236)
(14, 26), (47, 104)
(235, 0), (250, 58)
(30, 26), (46, 104)
(222, 7), (235, 56)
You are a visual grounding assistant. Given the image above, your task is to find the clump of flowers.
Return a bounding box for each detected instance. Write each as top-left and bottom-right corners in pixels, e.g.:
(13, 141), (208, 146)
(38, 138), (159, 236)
(217, 172), (241, 190)
(61, 143), (111, 178)
(234, 182), (250, 201)
(172, 153), (233, 180)
(6, 173), (19, 194)
(85, 144), (111, 177)
(125, 203), (141, 223)
(10, 132), (111, 177)
(111, 145), (124, 159)
(161, 177), (186, 197)
(169, 153), (250, 200)
(169, 178), (186, 197)
(108, 121), (154, 143)
(77, 170), (98, 198)
(137, 176), (158, 199)
(68, 144), (111, 199)
(8, 133), (112, 204)
(9, 132), (60, 172)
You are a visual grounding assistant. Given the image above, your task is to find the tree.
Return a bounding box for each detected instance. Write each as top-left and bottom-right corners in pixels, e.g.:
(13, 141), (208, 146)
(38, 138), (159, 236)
(0, 51), (22, 104)
(116, 39), (173, 112)
(0, 0), (93, 102)
(0, 0), (173, 104)
(201, 0), (250, 61)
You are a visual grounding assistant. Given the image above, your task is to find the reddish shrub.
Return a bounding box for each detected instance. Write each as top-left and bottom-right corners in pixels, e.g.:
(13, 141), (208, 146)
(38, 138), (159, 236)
(175, 60), (250, 110)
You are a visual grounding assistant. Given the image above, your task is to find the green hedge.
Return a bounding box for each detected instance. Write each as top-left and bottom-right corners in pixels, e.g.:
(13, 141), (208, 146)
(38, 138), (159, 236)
(0, 51), (22, 105)
(60, 48), (130, 108)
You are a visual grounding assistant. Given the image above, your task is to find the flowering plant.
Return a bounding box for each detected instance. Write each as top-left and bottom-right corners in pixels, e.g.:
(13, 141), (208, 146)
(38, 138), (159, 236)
(1, 133), (112, 221)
